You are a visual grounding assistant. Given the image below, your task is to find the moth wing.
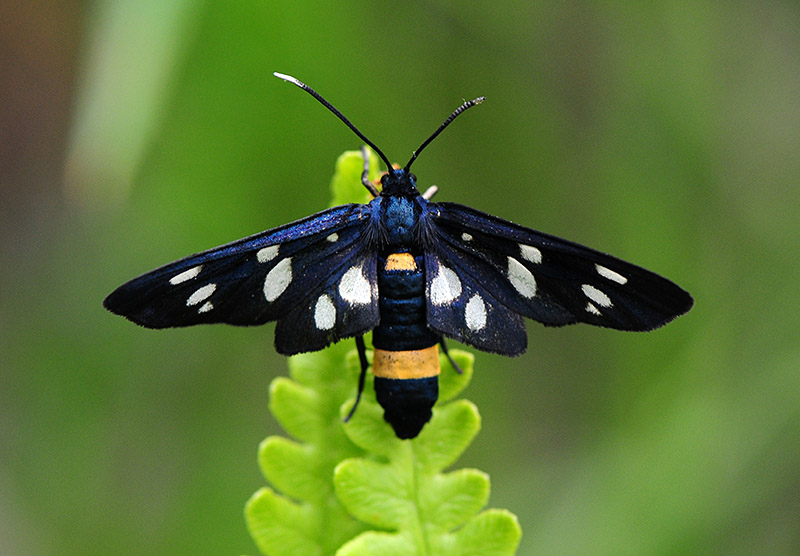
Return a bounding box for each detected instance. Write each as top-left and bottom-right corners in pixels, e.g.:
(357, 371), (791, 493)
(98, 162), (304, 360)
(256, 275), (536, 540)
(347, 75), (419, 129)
(104, 204), (380, 353)
(422, 202), (692, 351)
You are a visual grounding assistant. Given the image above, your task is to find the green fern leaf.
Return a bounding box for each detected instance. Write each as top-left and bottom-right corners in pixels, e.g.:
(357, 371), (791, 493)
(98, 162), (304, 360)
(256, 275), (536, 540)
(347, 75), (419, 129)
(246, 150), (521, 556)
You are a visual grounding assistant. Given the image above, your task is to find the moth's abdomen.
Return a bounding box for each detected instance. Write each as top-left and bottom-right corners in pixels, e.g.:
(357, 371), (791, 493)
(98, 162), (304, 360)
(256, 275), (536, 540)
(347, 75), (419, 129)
(373, 253), (438, 350)
(373, 252), (441, 439)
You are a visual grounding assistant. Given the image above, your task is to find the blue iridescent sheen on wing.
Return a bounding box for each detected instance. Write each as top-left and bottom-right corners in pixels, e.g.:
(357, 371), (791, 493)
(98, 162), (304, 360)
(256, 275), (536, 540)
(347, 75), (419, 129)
(105, 74), (694, 441)
(428, 202), (693, 332)
(103, 204), (377, 340)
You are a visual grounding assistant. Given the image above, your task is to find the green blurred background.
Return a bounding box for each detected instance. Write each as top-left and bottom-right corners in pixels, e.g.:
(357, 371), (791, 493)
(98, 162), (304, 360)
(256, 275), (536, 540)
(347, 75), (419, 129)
(3, 2), (799, 555)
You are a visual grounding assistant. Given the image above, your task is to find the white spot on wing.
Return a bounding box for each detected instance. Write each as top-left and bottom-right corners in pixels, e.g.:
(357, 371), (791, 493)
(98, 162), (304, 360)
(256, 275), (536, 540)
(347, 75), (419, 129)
(507, 257), (537, 298)
(519, 244), (542, 264)
(585, 302), (601, 315)
(430, 263), (462, 305)
(465, 294), (487, 331)
(595, 264), (627, 284)
(326, 233), (339, 242)
(170, 265), (202, 285)
(257, 245), (280, 263)
(339, 265), (372, 305)
(582, 284), (612, 307)
(314, 294), (336, 330)
(187, 283), (216, 306)
(264, 258), (292, 301)
(198, 301), (214, 313)
(461, 232), (473, 242)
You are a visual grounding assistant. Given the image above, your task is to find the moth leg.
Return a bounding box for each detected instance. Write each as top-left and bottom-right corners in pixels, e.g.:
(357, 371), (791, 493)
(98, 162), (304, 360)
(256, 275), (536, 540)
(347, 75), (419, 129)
(439, 337), (463, 374)
(360, 146), (380, 198)
(421, 185), (438, 200)
(345, 335), (370, 422)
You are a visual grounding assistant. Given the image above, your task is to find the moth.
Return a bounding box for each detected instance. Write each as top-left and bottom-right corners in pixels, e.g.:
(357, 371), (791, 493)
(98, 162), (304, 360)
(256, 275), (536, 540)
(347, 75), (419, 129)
(104, 73), (693, 439)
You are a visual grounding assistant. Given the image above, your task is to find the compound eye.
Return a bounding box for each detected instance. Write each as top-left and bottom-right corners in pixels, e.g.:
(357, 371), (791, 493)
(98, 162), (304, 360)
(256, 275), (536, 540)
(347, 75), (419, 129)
(408, 173), (417, 182)
(380, 174), (389, 185)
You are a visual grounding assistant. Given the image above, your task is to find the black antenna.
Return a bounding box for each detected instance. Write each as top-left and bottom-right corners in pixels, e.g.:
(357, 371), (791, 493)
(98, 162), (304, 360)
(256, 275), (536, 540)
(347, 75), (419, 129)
(274, 72), (394, 171)
(404, 96), (485, 172)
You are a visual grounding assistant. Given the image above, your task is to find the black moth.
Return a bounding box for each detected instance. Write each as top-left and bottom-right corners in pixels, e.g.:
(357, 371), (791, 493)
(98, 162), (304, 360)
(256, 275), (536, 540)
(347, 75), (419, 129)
(104, 73), (693, 439)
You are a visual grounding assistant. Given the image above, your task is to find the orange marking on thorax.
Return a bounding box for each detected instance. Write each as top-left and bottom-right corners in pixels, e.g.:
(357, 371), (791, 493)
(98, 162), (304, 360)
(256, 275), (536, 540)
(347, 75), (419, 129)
(372, 345), (440, 379)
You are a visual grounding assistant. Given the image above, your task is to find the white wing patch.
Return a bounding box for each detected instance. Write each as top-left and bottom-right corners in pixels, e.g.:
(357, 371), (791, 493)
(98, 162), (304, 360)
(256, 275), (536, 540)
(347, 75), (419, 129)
(430, 263), (462, 305)
(257, 245), (280, 263)
(314, 294), (336, 330)
(595, 264), (627, 284)
(581, 284), (612, 307)
(187, 283), (216, 306)
(585, 302), (601, 315)
(507, 257), (537, 298)
(170, 265), (202, 285)
(264, 258), (292, 301)
(326, 233), (339, 242)
(465, 294), (487, 331)
(519, 244), (542, 264)
(339, 264), (372, 305)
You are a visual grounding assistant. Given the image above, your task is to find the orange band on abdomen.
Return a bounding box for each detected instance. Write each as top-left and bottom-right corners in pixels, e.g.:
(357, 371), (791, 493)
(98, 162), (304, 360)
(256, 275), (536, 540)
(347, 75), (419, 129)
(373, 345), (440, 379)
(384, 252), (417, 271)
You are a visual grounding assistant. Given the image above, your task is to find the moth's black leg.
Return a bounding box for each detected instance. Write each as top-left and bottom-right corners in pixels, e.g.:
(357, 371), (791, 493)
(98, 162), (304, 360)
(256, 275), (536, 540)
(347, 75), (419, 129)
(345, 335), (370, 422)
(439, 338), (463, 374)
(360, 146), (380, 198)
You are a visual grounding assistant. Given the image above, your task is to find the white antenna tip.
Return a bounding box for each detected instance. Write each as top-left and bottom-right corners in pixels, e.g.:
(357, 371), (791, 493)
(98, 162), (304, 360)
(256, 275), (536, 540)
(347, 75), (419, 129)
(273, 72), (299, 85)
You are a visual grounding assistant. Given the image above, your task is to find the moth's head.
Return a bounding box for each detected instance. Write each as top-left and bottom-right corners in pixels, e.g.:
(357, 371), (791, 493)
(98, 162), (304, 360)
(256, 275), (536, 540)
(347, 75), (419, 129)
(381, 168), (418, 196)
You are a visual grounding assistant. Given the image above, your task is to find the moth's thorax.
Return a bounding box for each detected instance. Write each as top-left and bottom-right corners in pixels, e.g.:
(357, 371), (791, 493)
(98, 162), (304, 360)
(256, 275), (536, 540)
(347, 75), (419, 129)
(380, 195), (422, 247)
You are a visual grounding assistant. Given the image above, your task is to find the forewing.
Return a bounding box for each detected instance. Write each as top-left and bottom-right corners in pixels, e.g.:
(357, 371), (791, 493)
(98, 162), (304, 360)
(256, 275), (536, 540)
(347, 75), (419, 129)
(104, 204), (378, 342)
(425, 202), (693, 341)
